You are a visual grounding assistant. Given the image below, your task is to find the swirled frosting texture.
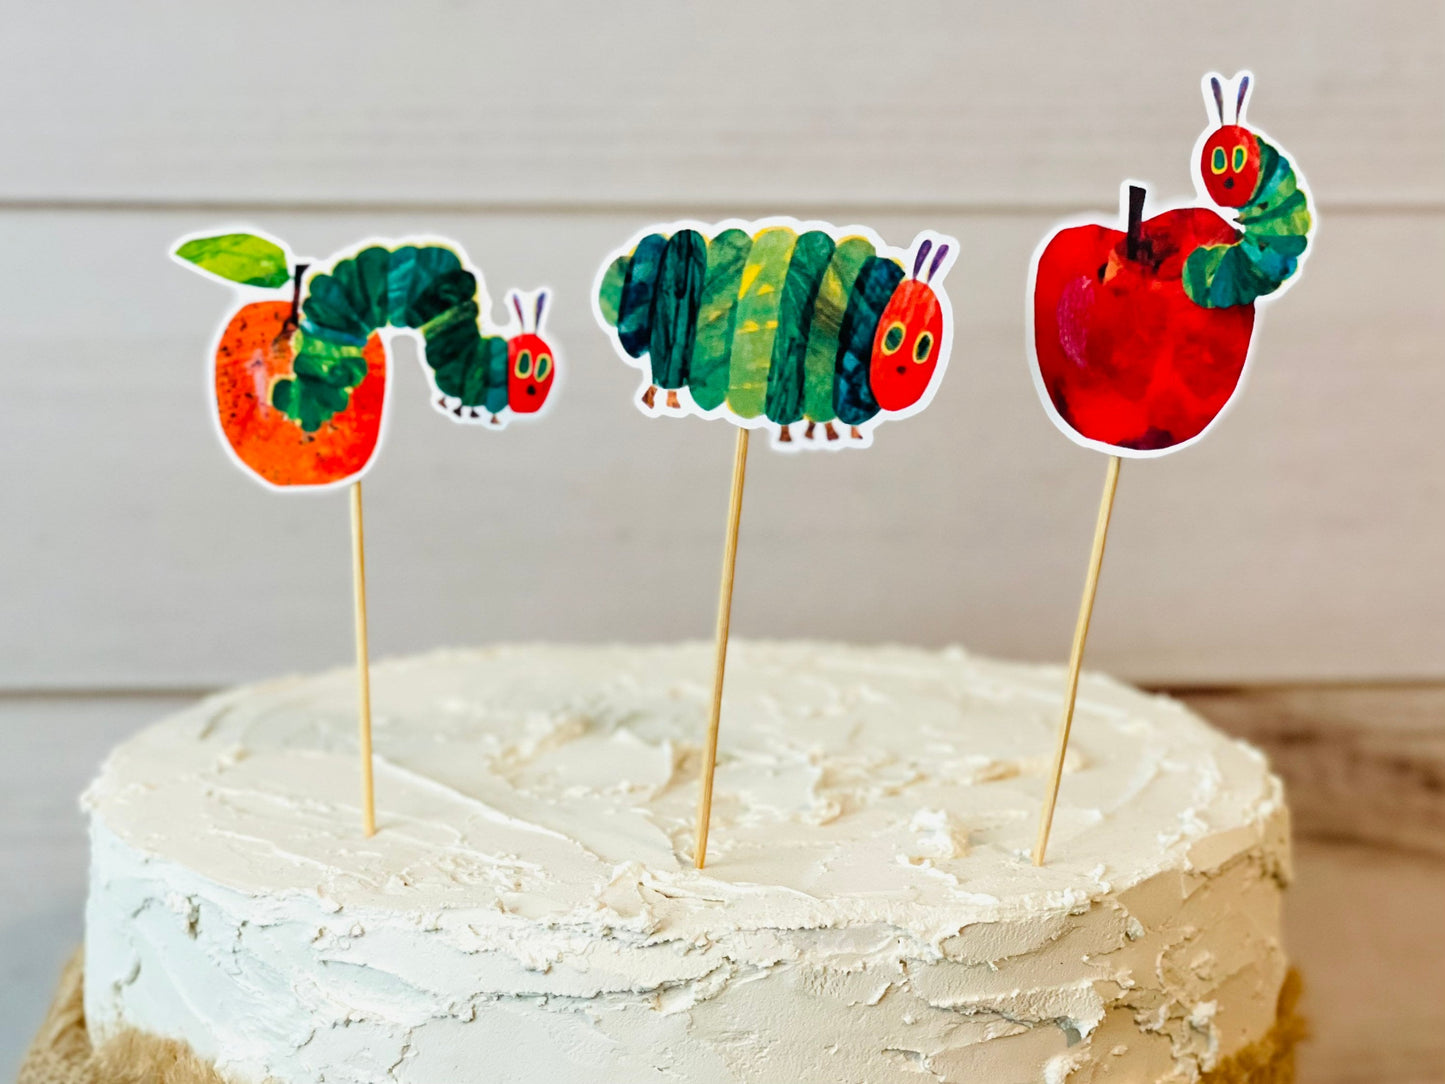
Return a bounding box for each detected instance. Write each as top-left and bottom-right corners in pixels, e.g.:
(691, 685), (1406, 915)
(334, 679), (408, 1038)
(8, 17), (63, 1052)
(83, 642), (1289, 1083)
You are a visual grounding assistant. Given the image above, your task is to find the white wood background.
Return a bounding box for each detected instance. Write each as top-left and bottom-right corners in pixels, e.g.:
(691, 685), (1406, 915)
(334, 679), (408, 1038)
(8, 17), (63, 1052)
(0, 1), (1439, 689)
(2, 2), (1444, 1076)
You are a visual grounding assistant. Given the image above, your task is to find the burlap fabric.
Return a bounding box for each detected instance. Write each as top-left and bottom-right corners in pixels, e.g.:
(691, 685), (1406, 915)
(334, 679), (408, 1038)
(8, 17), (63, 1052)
(16, 954), (225, 1084)
(18, 954), (1304, 1083)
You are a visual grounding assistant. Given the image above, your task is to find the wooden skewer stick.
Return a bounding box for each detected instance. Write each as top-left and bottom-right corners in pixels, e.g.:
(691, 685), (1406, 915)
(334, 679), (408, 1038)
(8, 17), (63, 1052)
(1032, 454), (1121, 866)
(694, 427), (751, 870)
(350, 481), (377, 838)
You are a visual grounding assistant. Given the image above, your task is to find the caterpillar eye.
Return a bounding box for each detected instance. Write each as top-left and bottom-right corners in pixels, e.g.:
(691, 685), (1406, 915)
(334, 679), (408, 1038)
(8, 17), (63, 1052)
(534, 354), (552, 381)
(514, 349), (533, 379)
(912, 331), (934, 363)
(1232, 145), (1247, 172)
(1211, 147), (1227, 174)
(881, 321), (905, 355)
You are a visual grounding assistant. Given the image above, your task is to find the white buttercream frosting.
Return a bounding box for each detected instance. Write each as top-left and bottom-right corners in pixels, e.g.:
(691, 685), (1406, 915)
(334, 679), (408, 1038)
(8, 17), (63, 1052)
(83, 642), (1290, 1083)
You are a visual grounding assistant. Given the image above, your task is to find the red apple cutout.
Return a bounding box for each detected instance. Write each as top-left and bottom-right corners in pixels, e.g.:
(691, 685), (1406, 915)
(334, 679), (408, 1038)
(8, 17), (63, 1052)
(1030, 188), (1254, 453)
(1027, 72), (1314, 457)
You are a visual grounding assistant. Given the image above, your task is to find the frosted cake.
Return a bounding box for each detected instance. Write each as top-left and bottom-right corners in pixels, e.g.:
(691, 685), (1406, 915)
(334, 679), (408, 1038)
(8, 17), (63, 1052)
(82, 642), (1292, 1083)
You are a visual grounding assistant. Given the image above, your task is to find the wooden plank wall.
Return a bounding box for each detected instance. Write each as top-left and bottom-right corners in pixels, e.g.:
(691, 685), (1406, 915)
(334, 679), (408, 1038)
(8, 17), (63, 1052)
(0, 1), (1440, 690)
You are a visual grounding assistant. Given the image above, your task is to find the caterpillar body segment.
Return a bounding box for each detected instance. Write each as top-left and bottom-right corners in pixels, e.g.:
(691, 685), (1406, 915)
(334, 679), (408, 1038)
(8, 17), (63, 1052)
(802, 237), (873, 437)
(836, 255), (905, 428)
(763, 228), (835, 434)
(649, 230), (708, 398)
(729, 226), (798, 420)
(692, 229), (752, 412)
(616, 233), (666, 361)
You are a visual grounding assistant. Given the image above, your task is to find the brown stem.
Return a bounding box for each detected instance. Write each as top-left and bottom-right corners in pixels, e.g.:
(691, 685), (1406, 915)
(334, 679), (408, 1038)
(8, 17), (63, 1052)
(286, 263), (309, 325)
(1126, 186), (1146, 261)
(274, 263), (309, 353)
(277, 263), (312, 348)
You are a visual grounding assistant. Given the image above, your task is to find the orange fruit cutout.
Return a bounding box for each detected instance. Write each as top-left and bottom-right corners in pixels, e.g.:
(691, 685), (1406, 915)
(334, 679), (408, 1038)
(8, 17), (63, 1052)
(213, 301), (386, 487)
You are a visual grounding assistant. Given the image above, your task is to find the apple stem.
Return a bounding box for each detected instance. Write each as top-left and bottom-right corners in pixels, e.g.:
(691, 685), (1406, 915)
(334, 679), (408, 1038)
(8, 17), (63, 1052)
(287, 263), (309, 327)
(272, 263), (310, 353)
(1126, 186), (1146, 261)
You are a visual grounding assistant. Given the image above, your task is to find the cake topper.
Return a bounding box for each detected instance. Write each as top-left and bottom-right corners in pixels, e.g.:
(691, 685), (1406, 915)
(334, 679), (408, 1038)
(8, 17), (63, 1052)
(593, 218), (959, 867)
(1027, 72), (1314, 864)
(173, 230), (559, 491)
(173, 228), (560, 836)
(595, 218), (957, 450)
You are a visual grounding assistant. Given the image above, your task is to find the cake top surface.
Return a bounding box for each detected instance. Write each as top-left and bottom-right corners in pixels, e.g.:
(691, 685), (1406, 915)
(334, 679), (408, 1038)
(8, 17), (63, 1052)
(85, 641), (1284, 943)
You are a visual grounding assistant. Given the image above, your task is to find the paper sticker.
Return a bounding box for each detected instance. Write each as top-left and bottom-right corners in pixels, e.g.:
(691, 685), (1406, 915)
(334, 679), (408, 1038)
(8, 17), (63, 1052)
(1027, 72), (1314, 458)
(593, 218), (958, 449)
(173, 230), (558, 490)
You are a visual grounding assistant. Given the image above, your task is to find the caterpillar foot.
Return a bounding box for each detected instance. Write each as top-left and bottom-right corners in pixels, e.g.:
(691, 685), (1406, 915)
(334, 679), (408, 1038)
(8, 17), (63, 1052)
(468, 408), (481, 420)
(779, 425), (792, 443)
(804, 422), (816, 440)
(825, 423), (839, 441)
(666, 390), (681, 410)
(438, 394), (471, 418)
(490, 414), (501, 426)
(641, 386), (658, 409)
(850, 426), (862, 440)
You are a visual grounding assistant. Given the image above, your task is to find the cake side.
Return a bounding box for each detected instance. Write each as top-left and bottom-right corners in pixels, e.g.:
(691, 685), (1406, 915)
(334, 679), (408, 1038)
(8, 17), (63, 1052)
(83, 641), (1291, 1084)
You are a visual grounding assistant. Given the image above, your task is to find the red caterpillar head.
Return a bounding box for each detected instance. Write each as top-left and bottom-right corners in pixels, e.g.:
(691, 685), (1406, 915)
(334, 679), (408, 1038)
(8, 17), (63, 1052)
(1199, 72), (1261, 208)
(506, 291), (555, 413)
(869, 239), (949, 412)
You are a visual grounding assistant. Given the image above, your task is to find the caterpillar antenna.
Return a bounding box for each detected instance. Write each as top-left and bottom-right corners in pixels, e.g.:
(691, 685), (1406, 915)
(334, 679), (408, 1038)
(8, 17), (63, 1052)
(927, 243), (950, 282)
(912, 238), (933, 279)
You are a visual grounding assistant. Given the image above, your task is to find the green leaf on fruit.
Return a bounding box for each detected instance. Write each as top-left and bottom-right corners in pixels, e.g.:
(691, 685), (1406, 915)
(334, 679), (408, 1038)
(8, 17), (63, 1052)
(174, 233), (290, 289)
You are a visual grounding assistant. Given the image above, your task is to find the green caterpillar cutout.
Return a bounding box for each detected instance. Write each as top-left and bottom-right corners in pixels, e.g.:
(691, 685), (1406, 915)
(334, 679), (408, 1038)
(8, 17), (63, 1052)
(285, 240), (557, 429)
(594, 218), (958, 449)
(1184, 72), (1314, 308)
